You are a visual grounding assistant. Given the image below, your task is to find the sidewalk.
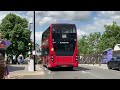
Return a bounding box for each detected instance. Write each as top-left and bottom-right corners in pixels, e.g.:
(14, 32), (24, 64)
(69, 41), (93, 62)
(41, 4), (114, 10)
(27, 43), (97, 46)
(8, 64), (44, 79)
(79, 64), (108, 69)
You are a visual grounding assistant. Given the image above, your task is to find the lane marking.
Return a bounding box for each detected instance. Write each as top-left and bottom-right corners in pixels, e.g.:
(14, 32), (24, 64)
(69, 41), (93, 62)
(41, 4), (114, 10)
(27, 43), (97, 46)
(81, 70), (104, 79)
(48, 71), (51, 74)
(81, 70), (90, 73)
(88, 73), (104, 79)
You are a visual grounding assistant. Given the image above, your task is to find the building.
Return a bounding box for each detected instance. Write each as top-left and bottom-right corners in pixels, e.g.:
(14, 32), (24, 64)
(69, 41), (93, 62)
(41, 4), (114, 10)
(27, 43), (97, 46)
(35, 43), (41, 56)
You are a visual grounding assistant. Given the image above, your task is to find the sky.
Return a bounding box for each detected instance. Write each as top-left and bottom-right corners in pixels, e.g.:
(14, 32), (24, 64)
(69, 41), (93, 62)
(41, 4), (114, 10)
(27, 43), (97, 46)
(1, 11), (120, 46)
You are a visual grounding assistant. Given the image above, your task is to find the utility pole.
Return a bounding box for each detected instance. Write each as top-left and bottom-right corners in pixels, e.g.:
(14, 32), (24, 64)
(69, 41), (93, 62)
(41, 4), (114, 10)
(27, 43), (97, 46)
(28, 12), (35, 72)
(33, 11), (36, 71)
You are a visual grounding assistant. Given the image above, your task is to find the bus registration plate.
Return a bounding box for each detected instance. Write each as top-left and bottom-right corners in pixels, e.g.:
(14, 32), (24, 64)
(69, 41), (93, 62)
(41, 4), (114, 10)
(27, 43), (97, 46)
(61, 65), (67, 67)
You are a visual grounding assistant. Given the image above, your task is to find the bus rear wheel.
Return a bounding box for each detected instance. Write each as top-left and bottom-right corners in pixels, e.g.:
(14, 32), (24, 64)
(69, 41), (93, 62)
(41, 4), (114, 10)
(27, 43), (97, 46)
(48, 67), (54, 71)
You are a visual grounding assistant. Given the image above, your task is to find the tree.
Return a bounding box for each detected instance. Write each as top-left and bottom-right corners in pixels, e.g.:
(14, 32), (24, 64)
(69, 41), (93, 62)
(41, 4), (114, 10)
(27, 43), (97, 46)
(102, 21), (120, 50)
(0, 13), (31, 59)
(78, 35), (89, 55)
(87, 32), (101, 54)
(78, 32), (101, 55)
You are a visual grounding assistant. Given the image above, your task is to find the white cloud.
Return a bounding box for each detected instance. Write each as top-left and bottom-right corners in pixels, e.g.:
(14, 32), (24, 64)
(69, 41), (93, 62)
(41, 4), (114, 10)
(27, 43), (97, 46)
(78, 11), (120, 36)
(35, 31), (43, 45)
(38, 17), (57, 26)
(36, 11), (91, 18)
(77, 29), (88, 39)
(35, 11), (92, 26)
(0, 11), (33, 24)
(97, 11), (115, 17)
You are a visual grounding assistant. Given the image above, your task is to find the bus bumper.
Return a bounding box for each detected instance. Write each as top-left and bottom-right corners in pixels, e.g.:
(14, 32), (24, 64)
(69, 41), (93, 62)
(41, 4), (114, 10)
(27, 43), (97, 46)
(48, 61), (78, 68)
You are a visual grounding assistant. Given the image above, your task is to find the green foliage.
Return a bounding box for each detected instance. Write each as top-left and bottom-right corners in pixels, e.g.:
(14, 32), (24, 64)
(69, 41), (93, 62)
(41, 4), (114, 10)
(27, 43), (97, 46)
(0, 13), (31, 58)
(78, 32), (101, 55)
(78, 21), (120, 55)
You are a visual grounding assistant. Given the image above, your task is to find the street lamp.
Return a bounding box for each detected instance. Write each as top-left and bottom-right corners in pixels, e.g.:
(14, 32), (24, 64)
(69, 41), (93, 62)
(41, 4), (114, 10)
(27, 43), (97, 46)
(28, 43), (31, 58)
(28, 11), (35, 71)
(33, 11), (35, 71)
(28, 23), (33, 57)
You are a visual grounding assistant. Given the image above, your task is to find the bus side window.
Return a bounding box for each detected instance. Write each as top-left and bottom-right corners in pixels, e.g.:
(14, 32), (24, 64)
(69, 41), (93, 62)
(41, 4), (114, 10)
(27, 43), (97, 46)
(45, 51), (47, 55)
(42, 48), (49, 56)
(42, 48), (46, 56)
(45, 48), (49, 55)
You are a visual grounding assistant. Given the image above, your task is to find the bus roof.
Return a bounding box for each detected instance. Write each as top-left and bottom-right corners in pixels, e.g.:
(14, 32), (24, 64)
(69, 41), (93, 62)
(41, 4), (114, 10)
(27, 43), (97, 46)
(51, 23), (75, 26)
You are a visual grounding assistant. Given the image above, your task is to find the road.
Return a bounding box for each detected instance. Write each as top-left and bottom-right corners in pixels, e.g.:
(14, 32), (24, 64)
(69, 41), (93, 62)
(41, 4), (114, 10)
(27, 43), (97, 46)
(21, 64), (120, 79)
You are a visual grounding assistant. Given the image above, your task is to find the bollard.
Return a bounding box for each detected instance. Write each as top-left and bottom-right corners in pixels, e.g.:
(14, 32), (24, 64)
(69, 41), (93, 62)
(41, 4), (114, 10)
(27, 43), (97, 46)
(98, 57), (101, 66)
(28, 55), (34, 72)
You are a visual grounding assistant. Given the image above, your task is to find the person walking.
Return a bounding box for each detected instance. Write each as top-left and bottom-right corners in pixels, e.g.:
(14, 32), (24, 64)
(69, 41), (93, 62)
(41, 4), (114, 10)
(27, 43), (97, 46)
(17, 53), (24, 64)
(0, 53), (8, 79)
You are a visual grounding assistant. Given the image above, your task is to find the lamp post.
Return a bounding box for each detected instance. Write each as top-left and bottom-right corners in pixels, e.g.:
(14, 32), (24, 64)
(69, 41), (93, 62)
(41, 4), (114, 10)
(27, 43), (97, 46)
(33, 11), (35, 71)
(28, 23), (33, 56)
(28, 43), (31, 58)
(28, 11), (35, 71)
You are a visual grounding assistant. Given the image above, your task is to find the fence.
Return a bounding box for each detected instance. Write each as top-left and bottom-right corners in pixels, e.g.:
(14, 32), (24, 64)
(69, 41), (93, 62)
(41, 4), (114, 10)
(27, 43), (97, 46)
(78, 50), (120, 64)
(78, 53), (102, 64)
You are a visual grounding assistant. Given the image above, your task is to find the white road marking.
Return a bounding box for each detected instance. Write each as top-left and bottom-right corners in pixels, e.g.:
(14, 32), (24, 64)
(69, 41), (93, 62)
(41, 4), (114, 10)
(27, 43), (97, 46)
(88, 73), (104, 79)
(48, 71), (51, 74)
(44, 68), (47, 70)
(81, 70), (90, 73)
(81, 70), (104, 79)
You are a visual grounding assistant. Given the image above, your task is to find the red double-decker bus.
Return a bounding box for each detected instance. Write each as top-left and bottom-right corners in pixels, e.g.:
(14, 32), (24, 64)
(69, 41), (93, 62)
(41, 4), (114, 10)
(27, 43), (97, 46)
(41, 24), (78, 70)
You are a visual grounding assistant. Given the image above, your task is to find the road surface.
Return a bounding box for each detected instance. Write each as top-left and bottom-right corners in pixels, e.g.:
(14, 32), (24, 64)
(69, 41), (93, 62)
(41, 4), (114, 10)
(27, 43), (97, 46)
(21, 64), (120, 79)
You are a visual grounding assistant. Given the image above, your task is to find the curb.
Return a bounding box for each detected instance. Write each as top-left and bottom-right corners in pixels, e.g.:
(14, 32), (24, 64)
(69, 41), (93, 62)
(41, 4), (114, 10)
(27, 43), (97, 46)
(9, 64), (45, 79)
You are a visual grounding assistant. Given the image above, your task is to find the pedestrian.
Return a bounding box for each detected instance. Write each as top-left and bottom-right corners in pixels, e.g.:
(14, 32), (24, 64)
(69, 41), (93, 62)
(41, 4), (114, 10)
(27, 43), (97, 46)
(18, 53), (24, 64)
(0, 53), (7, 79)
(5, 64), (10, 79)
(12, 55), (16, 64)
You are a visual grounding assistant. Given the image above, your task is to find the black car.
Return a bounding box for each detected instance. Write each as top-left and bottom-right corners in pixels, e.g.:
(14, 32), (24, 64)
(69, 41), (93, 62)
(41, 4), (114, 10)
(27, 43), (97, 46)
(107, 56), (120, 70)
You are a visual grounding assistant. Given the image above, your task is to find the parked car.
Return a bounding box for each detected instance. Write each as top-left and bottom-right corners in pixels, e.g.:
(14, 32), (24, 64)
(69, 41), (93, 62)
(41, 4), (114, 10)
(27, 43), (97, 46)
(107, 56), (120, 70)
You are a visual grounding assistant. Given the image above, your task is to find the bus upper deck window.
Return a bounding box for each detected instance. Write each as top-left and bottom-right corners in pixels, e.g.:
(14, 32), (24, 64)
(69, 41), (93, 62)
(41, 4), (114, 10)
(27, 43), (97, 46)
(73, 28), (76, 33)
(52, 28), (55, 33)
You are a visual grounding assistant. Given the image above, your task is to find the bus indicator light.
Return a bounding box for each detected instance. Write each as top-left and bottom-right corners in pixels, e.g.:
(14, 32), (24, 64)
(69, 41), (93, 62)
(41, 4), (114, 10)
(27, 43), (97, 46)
(51, 48), (54, 51)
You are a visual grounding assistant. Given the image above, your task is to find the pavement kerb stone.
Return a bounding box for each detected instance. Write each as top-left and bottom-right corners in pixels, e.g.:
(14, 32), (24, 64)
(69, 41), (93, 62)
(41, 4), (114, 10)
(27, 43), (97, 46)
(9, 64), (45, 79)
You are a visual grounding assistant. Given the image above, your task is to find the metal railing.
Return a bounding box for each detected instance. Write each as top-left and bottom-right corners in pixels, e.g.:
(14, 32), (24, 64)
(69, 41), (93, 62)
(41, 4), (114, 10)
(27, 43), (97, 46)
(78, 50), (120, 65)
